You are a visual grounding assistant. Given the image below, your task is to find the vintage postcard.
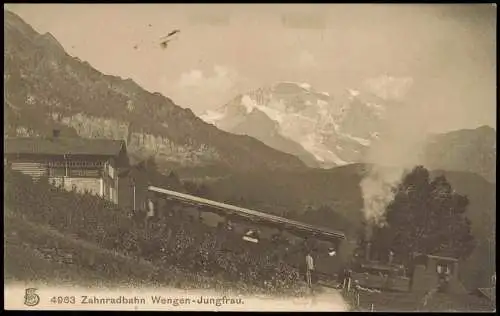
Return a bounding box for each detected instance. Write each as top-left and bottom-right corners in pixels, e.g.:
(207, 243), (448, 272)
(3, 3), (496, 312)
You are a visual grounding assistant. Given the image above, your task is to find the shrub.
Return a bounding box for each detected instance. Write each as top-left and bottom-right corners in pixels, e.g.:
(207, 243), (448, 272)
(4, 167), (303, 295)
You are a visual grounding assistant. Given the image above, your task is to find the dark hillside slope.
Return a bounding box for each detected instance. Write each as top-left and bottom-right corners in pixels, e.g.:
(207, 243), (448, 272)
(209, 163), (367, 224)
(207, 164), (495, 290)
(4, 10), (305, 172)
(423, 126), (496, 183)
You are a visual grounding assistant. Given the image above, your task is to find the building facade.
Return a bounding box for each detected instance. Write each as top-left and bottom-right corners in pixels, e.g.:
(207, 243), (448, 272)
(4, 132), (129, 204)
(117, 163), (150, 212)
(411, 252), (466, 295)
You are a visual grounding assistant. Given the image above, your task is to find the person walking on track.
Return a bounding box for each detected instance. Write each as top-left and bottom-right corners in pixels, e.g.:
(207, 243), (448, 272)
(343, 267), (352, 291)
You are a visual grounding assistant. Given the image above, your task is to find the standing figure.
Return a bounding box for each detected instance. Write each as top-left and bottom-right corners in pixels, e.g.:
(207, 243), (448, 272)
(343, 267), (352, 291)
(145, 197), (155, 231)
(388, 250), (394, 265)
(306, 252), (315, 289)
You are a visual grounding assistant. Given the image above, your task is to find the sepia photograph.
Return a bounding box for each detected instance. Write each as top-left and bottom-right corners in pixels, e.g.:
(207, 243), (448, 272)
(3, 3), (496, 312)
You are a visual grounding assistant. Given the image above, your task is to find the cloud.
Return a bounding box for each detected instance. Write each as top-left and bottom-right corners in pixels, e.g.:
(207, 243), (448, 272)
(298, 50), (318, 69)
(172, 65), (242, 113)
(178, 69), (204, 87)
(363, 75), (414, 101)
(178, 65), (237, 91)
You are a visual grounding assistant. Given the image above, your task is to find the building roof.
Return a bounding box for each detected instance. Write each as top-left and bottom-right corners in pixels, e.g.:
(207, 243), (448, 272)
(413, 252), (459, 262)
(148, 185), (346, 240)
(4, 137), (126, 157)
(360, 262), (405, 272)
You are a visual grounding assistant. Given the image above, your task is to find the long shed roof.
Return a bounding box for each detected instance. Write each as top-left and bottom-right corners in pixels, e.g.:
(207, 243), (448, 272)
(149, 185), (346, 240)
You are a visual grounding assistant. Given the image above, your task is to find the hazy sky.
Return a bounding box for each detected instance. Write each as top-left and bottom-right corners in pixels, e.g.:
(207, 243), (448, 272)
(5, 4), (497, 132)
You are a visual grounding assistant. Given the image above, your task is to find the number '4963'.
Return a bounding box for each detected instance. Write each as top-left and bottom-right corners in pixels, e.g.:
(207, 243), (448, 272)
(50, 296), (76, 304)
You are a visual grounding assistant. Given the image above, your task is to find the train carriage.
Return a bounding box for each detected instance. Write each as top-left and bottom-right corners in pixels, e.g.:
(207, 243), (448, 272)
(147, 185), (347, 282)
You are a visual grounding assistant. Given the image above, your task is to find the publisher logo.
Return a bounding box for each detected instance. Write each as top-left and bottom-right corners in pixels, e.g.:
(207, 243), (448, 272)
(24, 288), (40, 307)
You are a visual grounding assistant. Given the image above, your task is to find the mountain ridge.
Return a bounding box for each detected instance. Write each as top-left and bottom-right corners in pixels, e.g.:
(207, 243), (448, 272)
(423, 125), (496, 183)
(203, 81), (496, 182)
(3, 9), (306, 172)
(202, 81), (388, 167)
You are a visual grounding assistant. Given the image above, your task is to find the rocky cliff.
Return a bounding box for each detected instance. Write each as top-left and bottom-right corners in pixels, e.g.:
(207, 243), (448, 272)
(4, 10), (306, 172)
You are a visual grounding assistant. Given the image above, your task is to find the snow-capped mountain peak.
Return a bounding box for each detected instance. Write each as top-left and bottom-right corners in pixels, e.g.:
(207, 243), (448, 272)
(201, 81), (390, 168)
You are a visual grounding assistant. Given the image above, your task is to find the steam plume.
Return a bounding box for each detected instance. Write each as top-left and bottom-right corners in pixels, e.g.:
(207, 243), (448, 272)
(360, 79), (428, 232)
(360, 165), (403, 229)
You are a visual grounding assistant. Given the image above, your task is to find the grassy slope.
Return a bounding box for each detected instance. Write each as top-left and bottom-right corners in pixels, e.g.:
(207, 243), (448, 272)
(5, 207), (172, 288)
(4, 208), (273, 294)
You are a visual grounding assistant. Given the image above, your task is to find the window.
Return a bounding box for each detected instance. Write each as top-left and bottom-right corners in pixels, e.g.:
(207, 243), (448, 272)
(243, 229), (260, 243)
(48, 161), (65, 168)
(68, 169), (100, 178)
(49, 167), (66, 177)
(436, 263), (451, 275)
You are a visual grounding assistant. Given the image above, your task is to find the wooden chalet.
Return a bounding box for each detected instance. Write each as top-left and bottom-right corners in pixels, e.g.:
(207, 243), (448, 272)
(4, 130), (129, 204)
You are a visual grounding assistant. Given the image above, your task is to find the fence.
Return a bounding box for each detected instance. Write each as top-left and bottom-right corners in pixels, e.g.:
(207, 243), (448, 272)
(341, 280), (378, 311)
(344, 286), (361, 310)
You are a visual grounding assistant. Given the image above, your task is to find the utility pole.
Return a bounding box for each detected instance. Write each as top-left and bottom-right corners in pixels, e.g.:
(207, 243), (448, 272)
(132, 178), (136, 211)
(449, 207), (452, 253)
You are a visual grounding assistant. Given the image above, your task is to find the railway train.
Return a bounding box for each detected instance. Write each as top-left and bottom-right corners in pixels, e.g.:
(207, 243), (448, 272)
(146, 185), (349, 283)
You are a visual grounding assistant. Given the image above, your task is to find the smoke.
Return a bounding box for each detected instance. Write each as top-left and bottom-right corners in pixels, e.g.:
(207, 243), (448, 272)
(360, 165), (403, 230)
(363, 75), (414, 101)
(360, 78), (429, 231)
